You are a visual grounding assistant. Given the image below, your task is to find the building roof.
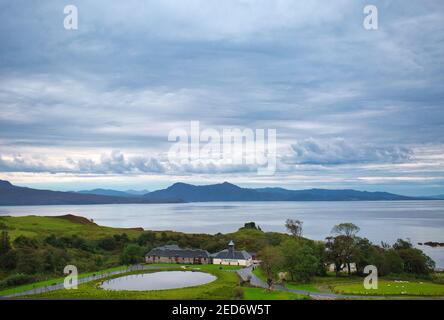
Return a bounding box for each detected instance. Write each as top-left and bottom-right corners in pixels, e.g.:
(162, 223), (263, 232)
(212, 249), (252, 260)
(146, 245), (210, 259)
(228, 240), (234, 246)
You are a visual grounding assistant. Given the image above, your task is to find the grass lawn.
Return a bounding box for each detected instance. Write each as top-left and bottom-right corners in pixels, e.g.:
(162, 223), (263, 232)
(285, 283), (321, 293)
(252, 267), (268, 281)
(333, 280), (444, 296)
(0, 265), (129, 296)
(151, 263), (242, 271)
(1, 263), (242, 297)
(24, 264), (240, 300)
(242, 287), (310, 300)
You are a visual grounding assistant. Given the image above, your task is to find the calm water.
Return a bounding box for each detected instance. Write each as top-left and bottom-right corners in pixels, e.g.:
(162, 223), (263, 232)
(1, 201), (444, 267)
(100, 271), (216, 291)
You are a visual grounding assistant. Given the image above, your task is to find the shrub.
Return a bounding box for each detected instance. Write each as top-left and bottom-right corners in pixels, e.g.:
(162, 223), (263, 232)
(98, 237), (118, 251)
(0, 273), (35, 289)
(13, 236), (39, 248)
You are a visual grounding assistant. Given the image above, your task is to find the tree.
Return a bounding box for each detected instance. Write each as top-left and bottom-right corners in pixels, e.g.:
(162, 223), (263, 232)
(120, 244), (143, 265)
(392, 238), (434, 275)
(280, 239), (320, 282)
(331, 223), (360, 238)
(285, 219), (303, 237)
(13, 235), (39, 249)
(393, 238), (413, 250)
(0, 231), (12, 255)
(16, 249), (41, 274)
(329, 223), (360, 275)
(0, 249), (17, 270)
(396, 247), (435, 275)
(257, 246), (283, 289)
(325, 235), (355, 275)
(137, 231), (156, 246)
(42, 248), (69, 273)
(382, 249), (404, 275)
(352, 237), (380, 275)
(98, 237), (118, 251)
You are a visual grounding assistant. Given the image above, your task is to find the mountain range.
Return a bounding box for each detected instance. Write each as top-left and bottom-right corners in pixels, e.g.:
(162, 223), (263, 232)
(0, 180), (178, 206)
(144, 182), (428, 202)
(0, 179), (436, 206)
(0, 180), (438, 206)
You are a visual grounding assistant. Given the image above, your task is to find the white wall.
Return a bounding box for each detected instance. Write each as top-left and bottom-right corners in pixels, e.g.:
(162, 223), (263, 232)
(213, 258), (252, 266)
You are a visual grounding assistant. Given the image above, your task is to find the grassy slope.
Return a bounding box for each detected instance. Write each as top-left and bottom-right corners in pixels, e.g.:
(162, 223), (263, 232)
(252, 266), (268, 281)
(0, 215), (288, 247)
(0, 215), (143, 240)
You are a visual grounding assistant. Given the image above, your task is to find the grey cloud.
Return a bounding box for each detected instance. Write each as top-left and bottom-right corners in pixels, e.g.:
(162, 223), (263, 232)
(0, 154), (63, 173)
(0, 1), (444, 193)
(286, 138), (413, 165)
(71, 151), (166, 174)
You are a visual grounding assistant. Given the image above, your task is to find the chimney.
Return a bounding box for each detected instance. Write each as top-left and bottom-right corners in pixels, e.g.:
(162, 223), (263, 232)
(228, 240), (235, 256)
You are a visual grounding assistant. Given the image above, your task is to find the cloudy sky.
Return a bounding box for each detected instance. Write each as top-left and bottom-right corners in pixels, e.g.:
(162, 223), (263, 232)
(0, 0), (443, 195)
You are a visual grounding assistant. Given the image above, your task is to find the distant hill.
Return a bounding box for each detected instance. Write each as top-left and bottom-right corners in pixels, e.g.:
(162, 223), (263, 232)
(125, 189), (150, 196)
(430, 194), (444, 200)
(77, 189), (142, 198)
(0, 180), (181, 206)
(0, 179), (431, 206)
(145, 182), (261, 202)
(144, 182), (425, 202)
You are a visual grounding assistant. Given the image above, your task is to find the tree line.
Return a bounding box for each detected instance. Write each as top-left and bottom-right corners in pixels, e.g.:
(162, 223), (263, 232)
(258, 219), (435, 287)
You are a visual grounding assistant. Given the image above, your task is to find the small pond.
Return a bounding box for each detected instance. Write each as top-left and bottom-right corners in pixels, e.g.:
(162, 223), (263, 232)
(100, 271), (217, 291)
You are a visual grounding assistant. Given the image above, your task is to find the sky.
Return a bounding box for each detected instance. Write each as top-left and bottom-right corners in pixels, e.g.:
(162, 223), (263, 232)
(0, 0), (444, 195)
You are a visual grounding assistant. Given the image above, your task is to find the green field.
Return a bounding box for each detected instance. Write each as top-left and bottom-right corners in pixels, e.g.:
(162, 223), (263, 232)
(24, 264), (240, 300)
(0, 265), (128, 296)
(252, 266), (444, 297)
(242, 287), (309, 300)
(15, 264), (311, 300)
(333, 280), (444, 296)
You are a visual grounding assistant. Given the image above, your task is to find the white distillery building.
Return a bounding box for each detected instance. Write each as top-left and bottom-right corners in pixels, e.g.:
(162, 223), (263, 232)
(212, 240), (253, 266)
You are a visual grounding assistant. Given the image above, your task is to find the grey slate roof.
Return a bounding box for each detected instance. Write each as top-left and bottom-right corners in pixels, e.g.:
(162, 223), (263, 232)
(212, 249), (252, 260)
(146, 245), (210, 258)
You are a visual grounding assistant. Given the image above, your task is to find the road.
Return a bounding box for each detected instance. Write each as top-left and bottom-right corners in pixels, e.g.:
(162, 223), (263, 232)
(236, 265), (393, 300)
